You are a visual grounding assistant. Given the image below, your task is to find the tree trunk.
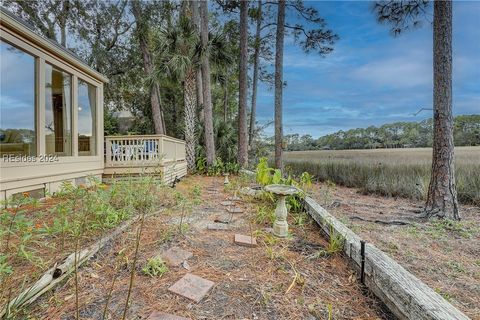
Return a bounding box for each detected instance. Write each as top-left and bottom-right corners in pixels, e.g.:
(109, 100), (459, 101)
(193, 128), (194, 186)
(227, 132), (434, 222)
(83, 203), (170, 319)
(274, 0), (285, 170)
(132, 1), (166, 135)
(199, 0), (216, 166)
(238, 0), (249, 168)
(190, 1), (205, 122)
(184, 70), (197, 173)
(223, 75), (228, 123)
(249, 0), (262, 147)
(425, 0), (459, 220)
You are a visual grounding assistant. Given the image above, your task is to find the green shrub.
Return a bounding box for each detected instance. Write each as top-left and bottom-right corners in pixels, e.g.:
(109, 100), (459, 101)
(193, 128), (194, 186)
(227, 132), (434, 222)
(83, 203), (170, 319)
(142, 256), (169, 277)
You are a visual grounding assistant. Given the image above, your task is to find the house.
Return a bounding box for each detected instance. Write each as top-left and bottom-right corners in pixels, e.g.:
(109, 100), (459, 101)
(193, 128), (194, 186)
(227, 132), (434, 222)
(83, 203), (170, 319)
(0, 8), (186, 202)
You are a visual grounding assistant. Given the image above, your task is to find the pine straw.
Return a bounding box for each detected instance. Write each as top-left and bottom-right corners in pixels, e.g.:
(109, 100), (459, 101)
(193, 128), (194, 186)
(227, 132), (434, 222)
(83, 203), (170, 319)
(23, 176), (392, 319)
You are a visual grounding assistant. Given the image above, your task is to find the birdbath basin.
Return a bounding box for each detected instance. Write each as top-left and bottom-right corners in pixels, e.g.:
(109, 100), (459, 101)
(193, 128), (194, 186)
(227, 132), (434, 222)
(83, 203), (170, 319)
(264, 184), (299, 237)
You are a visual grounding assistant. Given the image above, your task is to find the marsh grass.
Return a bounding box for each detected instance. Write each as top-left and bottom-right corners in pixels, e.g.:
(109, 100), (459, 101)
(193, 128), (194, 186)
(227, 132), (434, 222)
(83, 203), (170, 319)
(284, 147), (480, 205)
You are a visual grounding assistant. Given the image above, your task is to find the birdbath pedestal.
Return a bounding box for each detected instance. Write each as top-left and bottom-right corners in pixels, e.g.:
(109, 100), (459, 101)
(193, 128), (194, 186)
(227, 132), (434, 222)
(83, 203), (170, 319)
(264, 184), (299, 237)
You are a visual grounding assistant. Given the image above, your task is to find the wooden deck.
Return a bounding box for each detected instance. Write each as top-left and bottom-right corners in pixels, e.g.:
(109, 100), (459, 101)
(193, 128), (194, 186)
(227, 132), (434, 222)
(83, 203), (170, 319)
(103, 135), (187, 183)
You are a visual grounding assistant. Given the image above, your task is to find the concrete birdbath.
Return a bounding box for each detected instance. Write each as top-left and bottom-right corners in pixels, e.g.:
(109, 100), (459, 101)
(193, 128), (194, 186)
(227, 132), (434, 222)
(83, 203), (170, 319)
(264, 184), (300, 237)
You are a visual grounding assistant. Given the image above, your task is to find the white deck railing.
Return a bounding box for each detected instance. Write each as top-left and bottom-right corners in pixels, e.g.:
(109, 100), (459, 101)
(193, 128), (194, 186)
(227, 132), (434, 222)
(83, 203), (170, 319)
(105, 135), (186, 168)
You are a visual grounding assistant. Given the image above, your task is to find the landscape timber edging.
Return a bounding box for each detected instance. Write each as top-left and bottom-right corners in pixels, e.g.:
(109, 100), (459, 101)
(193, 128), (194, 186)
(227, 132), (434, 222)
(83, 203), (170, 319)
(303, 196), (470, 320)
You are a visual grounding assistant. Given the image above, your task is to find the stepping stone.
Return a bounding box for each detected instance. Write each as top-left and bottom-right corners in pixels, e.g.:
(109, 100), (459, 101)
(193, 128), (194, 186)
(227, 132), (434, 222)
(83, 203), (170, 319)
(147, 312), (190, 320)
(226, 207), (244, 213)
(168, 273), (214, 303)
(208, 223), (231, 231)
(162, 246), (193, 266)
(214, 214), (234, 224)
(234, 234), (257, 247)
(220, 201), (235, 206)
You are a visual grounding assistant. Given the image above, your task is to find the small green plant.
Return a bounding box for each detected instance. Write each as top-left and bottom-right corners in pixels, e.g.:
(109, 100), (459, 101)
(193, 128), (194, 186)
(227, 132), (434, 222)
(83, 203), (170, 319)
(292, 212), (309, 227)
(299, 172), (313, 191)
(191, 184), (202, 205)
(0, 254), (13, 276)
(256, 157), (274, 186)
(326, 224), (344, 254)
(195, 157), (207, 174)
(446, 261), (466, 274)
(435, 288), (453, 302)
(255, 206), (275, 225)
(309, 223), (344, 259)
(142, 256), (169, 277)
(265, 246), (286, 261)
(321, 180), (336, 206)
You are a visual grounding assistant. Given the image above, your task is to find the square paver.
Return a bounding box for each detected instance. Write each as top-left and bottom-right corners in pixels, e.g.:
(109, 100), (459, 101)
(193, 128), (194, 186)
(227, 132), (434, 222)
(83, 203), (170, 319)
(147, 312), (190, 320)
(226, 207), (244, 213)
(234, 234), (257, 247)
(207, 223), (231, 231)
(162, 246), (193, 266)
(168, 273), (214, 303)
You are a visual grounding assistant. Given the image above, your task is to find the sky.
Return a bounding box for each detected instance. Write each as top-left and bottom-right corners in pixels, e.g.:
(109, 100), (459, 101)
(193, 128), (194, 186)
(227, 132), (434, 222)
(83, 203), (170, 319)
(255, 1), (480, 138)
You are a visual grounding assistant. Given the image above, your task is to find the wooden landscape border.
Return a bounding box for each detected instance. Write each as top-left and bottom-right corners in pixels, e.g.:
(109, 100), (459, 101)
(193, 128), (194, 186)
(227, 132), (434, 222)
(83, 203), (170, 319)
(303, 196), (470, 320)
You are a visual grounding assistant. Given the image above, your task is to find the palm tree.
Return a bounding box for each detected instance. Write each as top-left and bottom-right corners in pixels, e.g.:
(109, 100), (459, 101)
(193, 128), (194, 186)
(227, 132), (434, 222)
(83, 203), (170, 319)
(154, 15), (201, 172)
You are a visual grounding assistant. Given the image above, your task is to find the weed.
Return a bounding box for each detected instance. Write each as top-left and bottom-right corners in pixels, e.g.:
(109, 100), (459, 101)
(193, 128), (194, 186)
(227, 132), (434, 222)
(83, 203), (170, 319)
(255, 206), (275, 225)
(142, 257), (169, 277)
(309, 224), (344, 259)
(435, 288), (453, 302)
(446, 261), (466, 274)
(299, 172), (313, 191)
(265, 246), (286, 261)
(292, 212), (310, 227)
(0, 255), (12, 277)
(321, 180), (336, 207)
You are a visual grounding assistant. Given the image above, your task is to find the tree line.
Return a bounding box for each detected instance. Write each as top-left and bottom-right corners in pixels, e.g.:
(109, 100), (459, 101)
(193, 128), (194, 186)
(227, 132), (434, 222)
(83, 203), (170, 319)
(279, 115), (480, 151)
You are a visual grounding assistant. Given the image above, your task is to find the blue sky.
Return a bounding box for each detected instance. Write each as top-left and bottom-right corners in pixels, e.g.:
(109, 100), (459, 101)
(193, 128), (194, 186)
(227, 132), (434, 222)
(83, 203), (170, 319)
(256, 1), (480, 138)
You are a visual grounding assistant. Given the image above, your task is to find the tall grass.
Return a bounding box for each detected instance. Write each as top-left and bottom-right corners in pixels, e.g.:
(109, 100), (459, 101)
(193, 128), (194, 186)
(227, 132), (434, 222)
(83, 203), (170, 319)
(283, 147), (480, 206)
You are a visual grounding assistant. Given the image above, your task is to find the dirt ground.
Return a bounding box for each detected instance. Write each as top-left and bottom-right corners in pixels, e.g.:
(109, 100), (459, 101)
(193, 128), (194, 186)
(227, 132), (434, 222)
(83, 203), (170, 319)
(310, 183), (480, 319)
(22, 176), (392, 320)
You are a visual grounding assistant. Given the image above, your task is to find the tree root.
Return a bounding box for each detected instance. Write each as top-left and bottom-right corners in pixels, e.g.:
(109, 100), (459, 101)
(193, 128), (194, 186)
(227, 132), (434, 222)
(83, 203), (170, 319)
(349, 216), (412, 226)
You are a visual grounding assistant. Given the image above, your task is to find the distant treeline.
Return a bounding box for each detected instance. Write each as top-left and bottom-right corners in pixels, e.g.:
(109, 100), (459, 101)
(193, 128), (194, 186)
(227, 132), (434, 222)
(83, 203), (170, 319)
(279, 115), (480, 151)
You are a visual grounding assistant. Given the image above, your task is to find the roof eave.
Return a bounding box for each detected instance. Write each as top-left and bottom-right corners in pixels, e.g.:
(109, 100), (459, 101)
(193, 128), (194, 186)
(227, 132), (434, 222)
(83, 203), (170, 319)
(0, 7), (109, 84)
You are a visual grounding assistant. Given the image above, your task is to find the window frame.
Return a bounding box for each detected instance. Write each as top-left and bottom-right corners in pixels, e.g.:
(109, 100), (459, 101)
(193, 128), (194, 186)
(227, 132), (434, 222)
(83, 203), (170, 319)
(0, 38), (38, 157)
(77, 78), (98, 156)
(44, 61), (74, 157)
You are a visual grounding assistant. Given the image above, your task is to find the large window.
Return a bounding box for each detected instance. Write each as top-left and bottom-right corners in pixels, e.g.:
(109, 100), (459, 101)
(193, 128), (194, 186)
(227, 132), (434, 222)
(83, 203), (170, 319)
(78, 79), (96, 155)
(45, 63), (72, 156)
(0, 40), (36, 157)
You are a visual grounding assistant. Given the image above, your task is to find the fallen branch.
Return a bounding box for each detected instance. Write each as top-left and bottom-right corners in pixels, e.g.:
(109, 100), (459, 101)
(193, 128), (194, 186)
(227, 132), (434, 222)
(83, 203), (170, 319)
(0, 209), (164, 318)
